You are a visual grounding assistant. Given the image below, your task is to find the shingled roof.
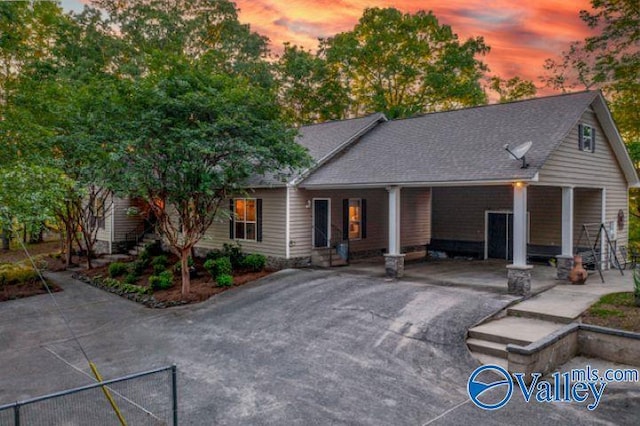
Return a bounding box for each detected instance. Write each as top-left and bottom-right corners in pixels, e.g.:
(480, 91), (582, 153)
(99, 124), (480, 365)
(300, 91), (637, 188)
(246, 113), (386, 187)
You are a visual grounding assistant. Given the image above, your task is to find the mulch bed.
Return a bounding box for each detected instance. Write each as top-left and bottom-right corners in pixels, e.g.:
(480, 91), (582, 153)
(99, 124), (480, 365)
(581, 292), (640, 333)
(78, 253), (272, 308)
(0, 280), (62, 302)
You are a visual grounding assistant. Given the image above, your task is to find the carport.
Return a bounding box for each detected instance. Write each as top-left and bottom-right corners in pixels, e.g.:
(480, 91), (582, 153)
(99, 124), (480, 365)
(300, 92), (637, 295)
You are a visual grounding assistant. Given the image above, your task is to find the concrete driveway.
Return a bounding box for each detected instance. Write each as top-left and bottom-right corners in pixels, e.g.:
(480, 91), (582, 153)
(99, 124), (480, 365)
(0, 269), (638, 424)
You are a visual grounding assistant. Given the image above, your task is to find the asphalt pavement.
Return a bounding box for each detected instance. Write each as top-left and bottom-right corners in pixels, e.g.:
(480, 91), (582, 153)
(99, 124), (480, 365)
(0, 269), (638, 424)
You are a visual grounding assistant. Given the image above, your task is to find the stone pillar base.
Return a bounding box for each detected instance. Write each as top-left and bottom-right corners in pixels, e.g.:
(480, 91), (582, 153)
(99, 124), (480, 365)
(507, 264), (533, 296)
(556, 255), (574, 280)
(384, 254), (406, 279)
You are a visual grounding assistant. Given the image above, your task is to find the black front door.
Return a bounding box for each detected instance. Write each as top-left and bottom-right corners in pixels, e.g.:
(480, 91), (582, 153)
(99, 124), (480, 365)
(487, 213), (513, 260)
(314, 200), (329, 248)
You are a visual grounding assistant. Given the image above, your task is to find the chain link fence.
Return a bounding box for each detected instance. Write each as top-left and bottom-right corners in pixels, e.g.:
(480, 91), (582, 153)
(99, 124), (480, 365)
(0, 365), (177, 425)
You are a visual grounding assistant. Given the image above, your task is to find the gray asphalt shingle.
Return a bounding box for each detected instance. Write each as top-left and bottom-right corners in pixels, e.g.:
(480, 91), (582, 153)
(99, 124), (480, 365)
(301, 91), (599, 187)
(245, 113), (386, 187)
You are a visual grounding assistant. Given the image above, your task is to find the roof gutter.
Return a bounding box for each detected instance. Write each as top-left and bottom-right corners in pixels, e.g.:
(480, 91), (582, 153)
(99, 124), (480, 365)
(300, 176), (539, 190)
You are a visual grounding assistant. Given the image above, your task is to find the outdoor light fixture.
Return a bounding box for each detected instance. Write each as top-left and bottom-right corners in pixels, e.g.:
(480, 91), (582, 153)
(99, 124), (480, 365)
(504, 141), (532, 169)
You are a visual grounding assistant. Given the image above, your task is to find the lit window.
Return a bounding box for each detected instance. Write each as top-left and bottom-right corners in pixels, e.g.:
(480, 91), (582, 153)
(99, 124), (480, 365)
(234, 198), (256, 241)
(348, 199), (361, 240)
(579, 124), (595, 153)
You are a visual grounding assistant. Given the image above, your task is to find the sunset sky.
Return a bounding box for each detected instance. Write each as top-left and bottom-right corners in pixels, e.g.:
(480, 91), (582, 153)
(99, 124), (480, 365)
(61, 0), (596, 93)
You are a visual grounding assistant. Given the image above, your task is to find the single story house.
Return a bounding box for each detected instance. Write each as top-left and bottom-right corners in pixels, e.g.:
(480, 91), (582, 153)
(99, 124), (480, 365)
(96, 91), (639, 292)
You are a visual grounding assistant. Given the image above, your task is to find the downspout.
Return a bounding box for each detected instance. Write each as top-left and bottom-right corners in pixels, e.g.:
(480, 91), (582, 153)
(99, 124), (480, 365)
(285, 185), (291, 259)
(109, 200), (115, 254)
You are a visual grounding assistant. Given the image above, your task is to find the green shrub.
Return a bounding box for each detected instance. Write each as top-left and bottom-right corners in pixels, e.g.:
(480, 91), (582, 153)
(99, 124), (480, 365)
(151, 255), (169, 274)
(149, 270), (173, 291)
(108, 262), (128, 278)
(173, 257), (194, 273)
(242, 254), (266, 272)
(138, 248), (152, 267)
(151, 255), (168, 269)
(0, 264), (38, 286)
(124, 273), (139, 285)
(204, 256), (232, 278)
(129, 260), (146, 276)
(100, 277), (150, 295)
(216, 273), (234, 287)
(143, 241), (162, 256)
(222, 242), (245, 270)
(205, 249), (223, 262)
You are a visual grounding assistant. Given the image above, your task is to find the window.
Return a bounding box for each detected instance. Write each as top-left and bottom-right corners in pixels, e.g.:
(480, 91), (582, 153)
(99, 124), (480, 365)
(234, 198), (257, 241)
(348, 199), (361, 240)
(579, 124), (595, 153)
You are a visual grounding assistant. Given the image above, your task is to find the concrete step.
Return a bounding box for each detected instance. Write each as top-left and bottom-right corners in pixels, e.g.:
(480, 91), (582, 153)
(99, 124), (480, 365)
(507, 308), (574, 324)
(468, 316), (564, 347)
(466, 338), (507, 359)
(507, 288), (596, 323)
(311, 248), (348, 267)
(469, 352), (508, 370)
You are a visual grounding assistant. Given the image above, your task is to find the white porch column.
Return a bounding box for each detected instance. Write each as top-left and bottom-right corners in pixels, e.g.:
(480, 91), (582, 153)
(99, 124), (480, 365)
(388, 186), (401, 255)
(507, 182), (532, 295)
(561, 186), (574, 256)
(557, 186), (575, 280)
(512, 182), (528, 267)
(385, 186), (405, 278)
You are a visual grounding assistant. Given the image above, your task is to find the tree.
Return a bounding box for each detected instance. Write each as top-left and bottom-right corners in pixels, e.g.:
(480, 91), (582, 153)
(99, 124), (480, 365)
(542, 0), (639, 242)
(112, 65), (309, 296)
(488, 76), (537, 103)
(1, 7), (122, 267)
(0, 164), (73, 253)
(0, 1), (64, 104)
(542, 0), (638, 145)
(92, 0), (273, 85)
(275, 43), (348, 125)
(319, 8), (489, 119)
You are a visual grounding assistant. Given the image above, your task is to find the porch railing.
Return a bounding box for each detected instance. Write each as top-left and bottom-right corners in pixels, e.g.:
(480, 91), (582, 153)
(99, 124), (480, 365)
(124, 219), (157, 250)
(314, 225), (349, 266)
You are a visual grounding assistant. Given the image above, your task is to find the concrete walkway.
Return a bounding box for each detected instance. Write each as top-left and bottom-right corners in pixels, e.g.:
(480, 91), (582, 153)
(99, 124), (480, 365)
(467, 268), (635, 368)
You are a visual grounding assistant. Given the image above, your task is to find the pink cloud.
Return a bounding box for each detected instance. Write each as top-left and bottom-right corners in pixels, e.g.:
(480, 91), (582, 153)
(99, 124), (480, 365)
(236, 0), (596, 87)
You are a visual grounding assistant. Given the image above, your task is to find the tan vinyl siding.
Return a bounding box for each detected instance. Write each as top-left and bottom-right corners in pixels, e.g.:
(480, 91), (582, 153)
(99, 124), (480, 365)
(288, 188), (312, 258)
(112, 197), (144, 242)
(289, 188), (431, 257)
(400, 188), (432, 247)
(95, 193), (113, 243)
(195, 188), (287, 258)
(528, 186), (561, 246)
(538, 108), (629, 246)
(432, 186), (511, 242)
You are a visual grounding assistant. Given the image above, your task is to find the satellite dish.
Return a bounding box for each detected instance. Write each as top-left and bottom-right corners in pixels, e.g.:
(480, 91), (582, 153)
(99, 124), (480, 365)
(504, 141), (532, 169)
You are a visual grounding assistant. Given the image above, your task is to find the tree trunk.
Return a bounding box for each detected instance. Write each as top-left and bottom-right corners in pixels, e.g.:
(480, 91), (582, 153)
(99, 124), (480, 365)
(1, 228), (9, 251)
(64, 230), (72, 268)
(181, 247), (191, 297)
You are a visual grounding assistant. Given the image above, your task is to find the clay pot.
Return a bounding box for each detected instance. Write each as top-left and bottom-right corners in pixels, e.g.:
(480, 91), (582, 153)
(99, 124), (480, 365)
(569, 255), (588, 285)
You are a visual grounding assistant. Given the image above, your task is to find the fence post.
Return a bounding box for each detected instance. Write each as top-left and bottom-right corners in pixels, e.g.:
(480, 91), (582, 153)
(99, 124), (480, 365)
(14, 404), (19, 426)
(171, 365), (178, 426)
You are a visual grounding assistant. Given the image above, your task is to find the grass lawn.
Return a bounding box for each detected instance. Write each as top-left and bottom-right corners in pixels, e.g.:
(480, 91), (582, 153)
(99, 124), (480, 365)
(581, 292), (640, 333)
(0, 240), (61, 264)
